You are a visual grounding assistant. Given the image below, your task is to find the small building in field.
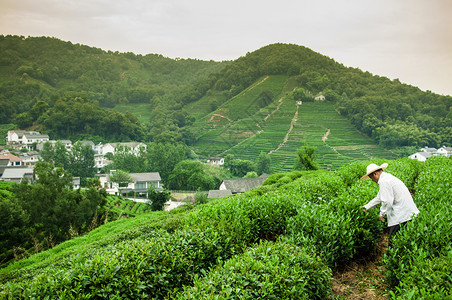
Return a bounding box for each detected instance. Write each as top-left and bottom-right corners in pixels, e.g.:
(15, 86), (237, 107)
(219, 174), (269, 194)
(207, 189), (232, 199)
(437, 146), (452, 157)
(314, 93), (325, 101)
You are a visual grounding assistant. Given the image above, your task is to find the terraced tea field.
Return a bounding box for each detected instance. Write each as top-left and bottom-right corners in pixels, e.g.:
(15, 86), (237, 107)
(191, 75), (397, 171)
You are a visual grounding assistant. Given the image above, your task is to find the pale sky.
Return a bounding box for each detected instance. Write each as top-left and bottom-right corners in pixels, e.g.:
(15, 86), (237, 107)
(1, 0), (451, 95)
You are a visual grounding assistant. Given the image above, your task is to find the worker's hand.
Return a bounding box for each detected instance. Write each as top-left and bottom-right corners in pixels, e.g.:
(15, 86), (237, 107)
(379, 215), (385, 223)
(362, 208), (367, 213)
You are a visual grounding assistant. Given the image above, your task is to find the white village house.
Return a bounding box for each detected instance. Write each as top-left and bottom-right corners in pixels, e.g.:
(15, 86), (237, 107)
(409, 146), (452, 161)
(99, 171), (162, 198)
(6, 130), (49, 150)
(94, 142), (147, 172)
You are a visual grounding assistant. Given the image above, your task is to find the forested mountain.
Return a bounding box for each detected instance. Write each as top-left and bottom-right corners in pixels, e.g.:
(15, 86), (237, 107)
(1, 36), (451, 156)
(0, 35), (228, 141)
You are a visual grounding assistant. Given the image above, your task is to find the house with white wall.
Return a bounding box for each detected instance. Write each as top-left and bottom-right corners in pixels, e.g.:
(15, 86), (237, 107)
(21, 132), (49, 150)
(0, 151), (23, 167)
(19, 152), (40, 167)
(100, 142), (146, 156)
(437, 146), (452, 157)
(98, 171), (161, 198)
(409, 152), (432, 162)
(409, 146), (452, 161)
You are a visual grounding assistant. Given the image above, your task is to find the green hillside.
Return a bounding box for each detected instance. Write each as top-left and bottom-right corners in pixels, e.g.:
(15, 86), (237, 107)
(1, 157), (450, 299)
(189, 75), (397, 171)
(0, 37), (450, 170)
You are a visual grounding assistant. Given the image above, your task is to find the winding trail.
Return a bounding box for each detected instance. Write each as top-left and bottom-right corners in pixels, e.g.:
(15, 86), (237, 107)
(322, 128), (331, 142)
(268, 103), (299, 154)
(264, 97), (284, 121)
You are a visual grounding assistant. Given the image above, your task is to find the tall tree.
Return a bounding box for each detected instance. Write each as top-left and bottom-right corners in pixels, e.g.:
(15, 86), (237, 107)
(146, 143), (189, 184)
(67, 141), (96, 186)
(147, 188), (170, 211)
(104, 145), (146, 173)
(295, 146), (319, 171)
(167, 160), (215, 190)
(256, 151), (271, 175)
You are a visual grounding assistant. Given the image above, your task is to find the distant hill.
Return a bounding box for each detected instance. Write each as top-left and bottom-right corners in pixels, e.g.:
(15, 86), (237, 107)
(0, 35), (227, 120)
(0, 36), (450, 169)
(180, 44), (450, 170)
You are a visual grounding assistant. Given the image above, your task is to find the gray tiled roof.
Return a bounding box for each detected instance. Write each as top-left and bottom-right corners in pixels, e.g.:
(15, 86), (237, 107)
(221, 174), (269, 193)
(1, 168), (33, 179)
(129, 172), (161, 182)
(208, 189), (232, 199)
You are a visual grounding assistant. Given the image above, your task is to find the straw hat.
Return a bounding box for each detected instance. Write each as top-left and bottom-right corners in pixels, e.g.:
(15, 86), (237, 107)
(360, 163), (388, 181)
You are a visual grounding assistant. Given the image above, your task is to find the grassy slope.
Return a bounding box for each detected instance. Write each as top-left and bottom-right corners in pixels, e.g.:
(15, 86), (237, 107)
(111, 103), (152, 125)
(187, 75), (397, 172)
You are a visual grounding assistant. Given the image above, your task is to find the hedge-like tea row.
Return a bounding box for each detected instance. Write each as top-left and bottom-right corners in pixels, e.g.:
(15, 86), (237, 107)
(1, 157), (447, 299)
(1, 228), (236, 299)
(385, 157), (452, 299)
(176, 239), (332, 300)
(286, 192), (383, 268)
(184, 192), (299, 247)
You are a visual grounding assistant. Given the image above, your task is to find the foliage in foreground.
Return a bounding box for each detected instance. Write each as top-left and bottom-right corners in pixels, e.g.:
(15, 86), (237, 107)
(0, 157), (450, 299)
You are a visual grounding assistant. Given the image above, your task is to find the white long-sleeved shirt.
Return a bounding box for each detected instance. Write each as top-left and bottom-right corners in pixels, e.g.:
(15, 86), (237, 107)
(363, 172), (419, 227)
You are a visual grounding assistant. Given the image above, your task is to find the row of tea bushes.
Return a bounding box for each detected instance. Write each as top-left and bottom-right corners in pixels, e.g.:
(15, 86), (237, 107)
(1, 228), (236, 299)
(176, 239), (332, 299)
(184, 192), (299, 247)
(285, 191), (384, 268)
(385, 157), (452, 299)
(1, 157), (447, 299)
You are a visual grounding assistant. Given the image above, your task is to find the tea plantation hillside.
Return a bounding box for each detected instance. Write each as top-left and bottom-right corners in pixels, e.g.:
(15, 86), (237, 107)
(1, 157), (450, 299)
(188, 75), (397, 172)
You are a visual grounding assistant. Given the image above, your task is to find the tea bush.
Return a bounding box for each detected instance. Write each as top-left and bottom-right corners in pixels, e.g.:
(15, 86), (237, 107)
(185, 192), (298, 246)
(385, 157), (452, 297)
(177, 240), (333, 300)
(1, 228), (236, 299)
(1, 157), (449, 299)
(286, 196), (383, 268)
(286, 172), (345, 204)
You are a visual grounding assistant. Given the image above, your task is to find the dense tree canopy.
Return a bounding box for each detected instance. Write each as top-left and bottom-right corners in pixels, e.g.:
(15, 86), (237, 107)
(0, 162), (107, 265)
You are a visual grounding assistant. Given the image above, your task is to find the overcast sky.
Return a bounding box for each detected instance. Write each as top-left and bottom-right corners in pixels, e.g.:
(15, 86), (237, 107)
(1, 0), (451, 95)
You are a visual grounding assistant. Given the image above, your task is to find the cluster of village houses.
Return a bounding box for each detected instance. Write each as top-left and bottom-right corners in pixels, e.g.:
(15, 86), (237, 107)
(0, 130), (268, 201)
(1, 130), (451, 202)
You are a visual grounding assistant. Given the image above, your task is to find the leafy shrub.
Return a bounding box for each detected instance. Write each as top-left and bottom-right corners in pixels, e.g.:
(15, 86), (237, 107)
(335, 160), (367, 187)
(185, 192), (298, 246)
(1, 228), (236, 299)
(262, 170), (303, 186)
(194, 191), (208, 205)
(286, 176), (383, 268)
(177, 240), (332, 300)
(286, 172), (345, 204)
(384, 157), (452, 296)
(389, 248), (452, 299)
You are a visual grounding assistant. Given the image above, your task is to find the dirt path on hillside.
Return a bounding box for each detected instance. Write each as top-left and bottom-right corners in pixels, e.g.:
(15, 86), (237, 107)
(208, 113), (233, 128)
(240, 76), (269, 97)
(268, 103), (299, 154)
(264, 97), (284, 121)
(322, 128), (331, 142)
